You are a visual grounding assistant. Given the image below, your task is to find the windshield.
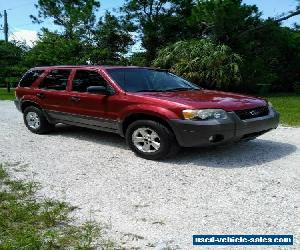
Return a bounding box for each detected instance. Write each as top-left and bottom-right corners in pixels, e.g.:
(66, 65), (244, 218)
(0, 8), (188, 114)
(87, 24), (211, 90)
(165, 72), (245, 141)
(106, 68), (201, 93)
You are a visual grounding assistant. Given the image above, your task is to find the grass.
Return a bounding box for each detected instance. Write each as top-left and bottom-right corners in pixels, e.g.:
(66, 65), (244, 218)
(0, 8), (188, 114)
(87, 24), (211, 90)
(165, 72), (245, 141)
(0, 164), (117, 250)
(0, 88), (15, 100)
(265, 93), (300, 127)
(0, 88), (298, 126)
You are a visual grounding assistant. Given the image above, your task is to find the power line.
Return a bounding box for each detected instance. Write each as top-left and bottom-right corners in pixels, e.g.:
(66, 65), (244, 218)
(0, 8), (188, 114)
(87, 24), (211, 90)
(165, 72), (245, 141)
(7, 26), (19, 41)
(8, 30), (18, 41)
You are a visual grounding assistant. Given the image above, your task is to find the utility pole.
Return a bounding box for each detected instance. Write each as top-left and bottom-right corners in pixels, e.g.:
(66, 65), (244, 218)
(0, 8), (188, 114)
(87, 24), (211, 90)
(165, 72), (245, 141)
(3, 10), (8, 42)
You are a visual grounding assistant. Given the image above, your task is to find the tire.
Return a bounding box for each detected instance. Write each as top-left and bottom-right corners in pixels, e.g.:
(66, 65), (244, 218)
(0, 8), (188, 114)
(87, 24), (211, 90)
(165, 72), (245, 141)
(23, 106), (54, 134)
(125, 120), (180, 160)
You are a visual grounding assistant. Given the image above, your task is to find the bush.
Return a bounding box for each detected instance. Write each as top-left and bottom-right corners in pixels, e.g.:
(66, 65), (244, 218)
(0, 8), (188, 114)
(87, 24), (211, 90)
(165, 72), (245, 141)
(153, 39), (242, 90)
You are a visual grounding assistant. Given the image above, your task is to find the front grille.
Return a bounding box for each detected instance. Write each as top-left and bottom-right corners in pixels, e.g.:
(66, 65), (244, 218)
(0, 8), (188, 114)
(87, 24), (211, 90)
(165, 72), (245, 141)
(235, 106), (269, 120)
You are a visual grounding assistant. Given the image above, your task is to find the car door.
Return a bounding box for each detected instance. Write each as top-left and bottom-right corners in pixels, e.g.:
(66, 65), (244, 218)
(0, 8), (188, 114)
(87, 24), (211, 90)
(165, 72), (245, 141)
(37, 68), (74, 121)
(67, 69), (119, 131)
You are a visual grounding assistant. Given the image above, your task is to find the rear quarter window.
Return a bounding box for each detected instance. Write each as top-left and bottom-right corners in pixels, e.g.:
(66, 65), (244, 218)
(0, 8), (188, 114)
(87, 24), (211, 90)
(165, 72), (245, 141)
(39, 69), (71, 91)
(19, 70), (44, 87)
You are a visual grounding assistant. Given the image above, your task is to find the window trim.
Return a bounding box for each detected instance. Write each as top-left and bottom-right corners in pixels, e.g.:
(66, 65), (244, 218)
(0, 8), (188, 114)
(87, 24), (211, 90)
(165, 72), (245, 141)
(38, 68), (72, 92)
(69, 68), (115, 95)
(19, 69), (45, 88)
(101, 68), (125, 94)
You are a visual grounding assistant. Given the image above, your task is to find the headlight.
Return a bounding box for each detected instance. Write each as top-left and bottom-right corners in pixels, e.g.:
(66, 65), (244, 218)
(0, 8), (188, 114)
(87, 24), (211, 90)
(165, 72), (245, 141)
(182, 109), (228, 120)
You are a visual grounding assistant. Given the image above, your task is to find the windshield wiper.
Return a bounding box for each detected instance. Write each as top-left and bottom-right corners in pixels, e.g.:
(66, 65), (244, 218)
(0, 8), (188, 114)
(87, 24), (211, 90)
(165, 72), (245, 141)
(134, 87), (200, 93)
(134, 89), (166, 92)
(164, 87), (199, 92)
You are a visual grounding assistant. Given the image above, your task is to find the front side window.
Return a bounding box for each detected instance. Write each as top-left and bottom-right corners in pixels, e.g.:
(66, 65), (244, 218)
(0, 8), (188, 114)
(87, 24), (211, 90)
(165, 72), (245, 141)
(39, 69), (71, 91)
(107, 68), (200, 92)
(19, 70), (44, 87)
(72, 70), (108, 92)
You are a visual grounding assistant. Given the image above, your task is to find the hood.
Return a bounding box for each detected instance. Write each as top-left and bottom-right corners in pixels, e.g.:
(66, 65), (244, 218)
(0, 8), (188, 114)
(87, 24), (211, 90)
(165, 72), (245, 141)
(135, 90), (267, 111)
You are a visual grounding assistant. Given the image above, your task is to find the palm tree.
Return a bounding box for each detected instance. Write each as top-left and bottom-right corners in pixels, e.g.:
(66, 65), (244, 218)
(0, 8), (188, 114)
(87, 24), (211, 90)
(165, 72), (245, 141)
(154, 39), (242, 90)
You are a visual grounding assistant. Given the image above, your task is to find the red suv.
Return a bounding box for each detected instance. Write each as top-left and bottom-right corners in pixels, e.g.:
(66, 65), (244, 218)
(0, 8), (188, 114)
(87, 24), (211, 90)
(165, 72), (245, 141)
(15, 66), (279, 160)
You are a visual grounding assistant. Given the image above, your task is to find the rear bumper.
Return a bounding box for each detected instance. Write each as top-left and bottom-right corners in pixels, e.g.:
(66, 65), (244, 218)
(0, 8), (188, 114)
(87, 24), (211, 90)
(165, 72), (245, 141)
(14, 99), (21, 112)
(169, 107), (280, 147)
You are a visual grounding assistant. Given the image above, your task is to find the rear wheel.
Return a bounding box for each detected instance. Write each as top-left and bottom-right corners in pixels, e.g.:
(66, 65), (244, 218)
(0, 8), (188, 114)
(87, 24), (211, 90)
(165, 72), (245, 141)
(126, 120), (180, 160)
(23, 106), (54, 134)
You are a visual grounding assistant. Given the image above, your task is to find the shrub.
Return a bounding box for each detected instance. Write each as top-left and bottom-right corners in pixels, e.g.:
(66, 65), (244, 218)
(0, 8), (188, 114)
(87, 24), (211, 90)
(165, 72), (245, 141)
(153, 39), (242, 90)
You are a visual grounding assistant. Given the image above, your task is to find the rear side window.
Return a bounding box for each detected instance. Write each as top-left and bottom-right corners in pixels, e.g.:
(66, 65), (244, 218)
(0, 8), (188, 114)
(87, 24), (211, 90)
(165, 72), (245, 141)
(19, 70), (44, 87)
(39, 69), (71, 91)
(72, 70), (108, 92)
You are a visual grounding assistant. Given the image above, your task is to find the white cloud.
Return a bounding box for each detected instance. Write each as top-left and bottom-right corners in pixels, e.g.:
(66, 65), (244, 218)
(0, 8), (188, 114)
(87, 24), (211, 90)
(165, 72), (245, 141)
(9, 29), (38, 47)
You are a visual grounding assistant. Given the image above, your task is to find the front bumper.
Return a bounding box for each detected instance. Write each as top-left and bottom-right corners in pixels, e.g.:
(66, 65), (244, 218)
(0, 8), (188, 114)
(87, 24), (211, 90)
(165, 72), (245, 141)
(169, 107), (280, 147)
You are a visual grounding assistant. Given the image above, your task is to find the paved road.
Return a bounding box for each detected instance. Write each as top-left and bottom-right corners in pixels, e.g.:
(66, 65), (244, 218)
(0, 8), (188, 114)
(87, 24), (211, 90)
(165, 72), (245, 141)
(0, 101), (299, 249)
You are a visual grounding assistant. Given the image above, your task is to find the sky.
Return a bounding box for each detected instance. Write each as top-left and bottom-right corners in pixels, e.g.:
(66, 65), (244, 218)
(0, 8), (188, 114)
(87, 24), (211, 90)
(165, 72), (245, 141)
(0, 0), (299, 47)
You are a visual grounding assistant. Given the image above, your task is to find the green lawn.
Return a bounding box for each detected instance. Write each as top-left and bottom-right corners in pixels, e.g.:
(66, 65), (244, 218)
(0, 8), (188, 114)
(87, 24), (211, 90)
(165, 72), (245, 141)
(0, 88), (15, 100)
(0, 88), (299, 126)
(0, 163), (116, 249)
(265, 93), (300, 127)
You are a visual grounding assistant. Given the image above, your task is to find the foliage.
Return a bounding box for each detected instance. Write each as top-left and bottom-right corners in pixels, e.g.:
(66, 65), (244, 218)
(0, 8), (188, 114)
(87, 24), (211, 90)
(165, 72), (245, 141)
(180, 0), (300, 93)
(154, 39), (242, 89)
(25, 30), (88, 66)
(0, 163), (116, 249)
(128, 52), (148, 66)
(0, 41), (28, 87)
(88, 12), (134, 65)
(27, 1), (133, 66)
(28, 0), (102, 66)
(238, 23), (300, 93)
(1, 0), (300, 94)
(31, 0), (100, 39)
(123, 0), (300, 93)
(121, 0), (196, 62)
(188, 0), (262, 45)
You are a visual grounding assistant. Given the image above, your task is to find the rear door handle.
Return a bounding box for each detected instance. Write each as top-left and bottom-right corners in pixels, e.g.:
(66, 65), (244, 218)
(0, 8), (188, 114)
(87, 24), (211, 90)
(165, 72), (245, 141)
(70, 96), (81, 102)
(36, 93), (45, 98)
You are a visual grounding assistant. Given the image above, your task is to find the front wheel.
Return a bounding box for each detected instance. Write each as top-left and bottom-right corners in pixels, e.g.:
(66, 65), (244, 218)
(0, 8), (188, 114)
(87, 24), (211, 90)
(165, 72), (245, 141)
(126, 120), (180, 160)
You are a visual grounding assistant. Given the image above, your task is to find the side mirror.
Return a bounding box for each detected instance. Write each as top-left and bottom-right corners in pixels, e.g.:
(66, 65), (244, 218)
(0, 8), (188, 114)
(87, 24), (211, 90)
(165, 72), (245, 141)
(87, 86), (114, 95)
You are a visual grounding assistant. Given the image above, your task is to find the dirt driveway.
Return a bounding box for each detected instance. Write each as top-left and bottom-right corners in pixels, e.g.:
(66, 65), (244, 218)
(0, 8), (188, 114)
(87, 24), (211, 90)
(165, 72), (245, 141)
(0, 101), (299, 249)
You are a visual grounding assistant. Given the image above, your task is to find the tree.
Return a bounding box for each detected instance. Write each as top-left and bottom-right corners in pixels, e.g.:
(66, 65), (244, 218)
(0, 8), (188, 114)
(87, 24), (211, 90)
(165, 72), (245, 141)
(88, 12), (134, 65)
(0, 41), (27, 87)
(188, 0), (261, 46)
(30, 0), (100, 39)
(128, 52), (148, 66)
(276, 0), (300, 23)
(187, 0), (300, 92)
(121, 0), (196, 62)
(25, 30), (87, 66)
(154, 39), (242, 89)
(29, 1), (134, 66)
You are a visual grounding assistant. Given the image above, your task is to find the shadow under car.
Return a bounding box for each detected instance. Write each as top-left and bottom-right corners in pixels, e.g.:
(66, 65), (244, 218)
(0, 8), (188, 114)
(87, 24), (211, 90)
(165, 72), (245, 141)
(49, 124), (297, 168)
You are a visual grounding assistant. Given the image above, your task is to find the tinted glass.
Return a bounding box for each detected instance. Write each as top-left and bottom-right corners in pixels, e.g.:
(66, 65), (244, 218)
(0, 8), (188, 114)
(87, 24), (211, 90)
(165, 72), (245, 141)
(19, 70), (44, 87)
(72, 70), (107, 92)
(39, 69), (71, 91)
(107, 68), (200, 92)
